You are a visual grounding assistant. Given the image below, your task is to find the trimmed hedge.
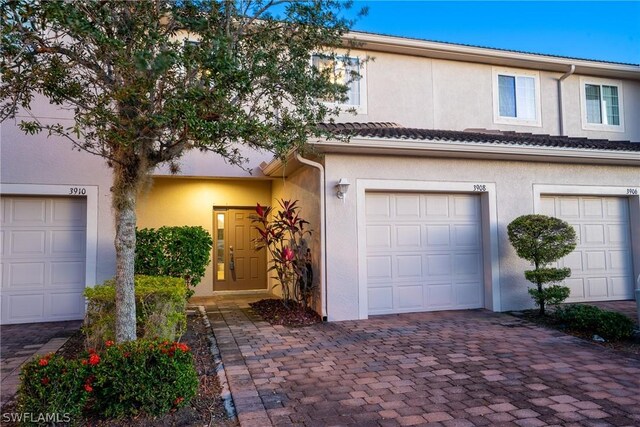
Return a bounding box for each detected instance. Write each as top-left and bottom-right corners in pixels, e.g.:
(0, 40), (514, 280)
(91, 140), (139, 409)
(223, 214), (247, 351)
(17, 341), (198, 424)
(135, 226), (212, 298)
(555, 304), (635, 341)
(84, 276), (187, 350)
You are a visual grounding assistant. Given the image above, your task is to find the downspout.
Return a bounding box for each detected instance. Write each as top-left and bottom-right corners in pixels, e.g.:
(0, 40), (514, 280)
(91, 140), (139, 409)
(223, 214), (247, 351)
(295, 153), (328, 321)
(558, 64), (576, 136)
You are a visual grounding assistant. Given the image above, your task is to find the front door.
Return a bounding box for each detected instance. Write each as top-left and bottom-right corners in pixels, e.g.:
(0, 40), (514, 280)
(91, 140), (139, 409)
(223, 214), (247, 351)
(213, 208), (267, 291)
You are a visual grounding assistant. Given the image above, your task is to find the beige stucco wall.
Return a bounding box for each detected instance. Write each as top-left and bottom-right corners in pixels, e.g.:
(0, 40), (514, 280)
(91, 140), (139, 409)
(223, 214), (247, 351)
(271, 167), (323, 315)
(323, 152), (640, 321)
(136, 177), (272, 297)
(339, 50), (640, 141)
(1, 116), (117, 285)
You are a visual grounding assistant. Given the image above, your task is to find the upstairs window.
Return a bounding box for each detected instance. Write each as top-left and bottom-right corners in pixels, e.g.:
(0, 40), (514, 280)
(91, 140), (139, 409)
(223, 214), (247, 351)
(580, 78), (624, 132)
(586, 84), (619, 125)
(493, 68), (541, 126)
(312, 54), (366, 113)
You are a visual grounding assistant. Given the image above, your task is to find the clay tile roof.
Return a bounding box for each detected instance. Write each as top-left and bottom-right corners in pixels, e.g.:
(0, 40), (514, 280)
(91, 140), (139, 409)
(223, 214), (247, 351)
(317, 122), (640, 152)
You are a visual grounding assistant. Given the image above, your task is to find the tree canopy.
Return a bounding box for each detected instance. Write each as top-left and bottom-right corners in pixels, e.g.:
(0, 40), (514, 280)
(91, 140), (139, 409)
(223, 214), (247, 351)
(1, 0), (364, 341)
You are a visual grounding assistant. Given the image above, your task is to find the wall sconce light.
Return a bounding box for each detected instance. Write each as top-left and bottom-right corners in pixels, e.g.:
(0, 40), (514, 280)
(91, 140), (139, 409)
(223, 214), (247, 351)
(336, 178), (351, 199)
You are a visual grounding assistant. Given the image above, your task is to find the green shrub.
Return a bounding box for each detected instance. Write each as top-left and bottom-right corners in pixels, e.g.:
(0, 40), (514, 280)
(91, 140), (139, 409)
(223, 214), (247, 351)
(84, 276), (187, 349)
(89, 340), (198, 418)
(555, 304), (635, 341)
(17, 354), (89, 426)
(16, 341), (198, 423)
(508, 215), (577, 315)
(136, 226), (212, 298)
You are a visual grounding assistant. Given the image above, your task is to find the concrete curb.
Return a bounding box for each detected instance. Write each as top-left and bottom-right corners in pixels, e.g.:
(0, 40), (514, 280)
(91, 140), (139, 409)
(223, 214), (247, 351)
(197, 305), (237, 422)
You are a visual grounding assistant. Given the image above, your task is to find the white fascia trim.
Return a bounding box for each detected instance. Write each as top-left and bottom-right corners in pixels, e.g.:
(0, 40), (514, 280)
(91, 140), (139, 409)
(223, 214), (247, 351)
(312, 137), (640, 165)
(1, 183), (99, 289)
(532, 184), (640, 293)
(348, 32), (640, 78)
(356, 179), (501, 319)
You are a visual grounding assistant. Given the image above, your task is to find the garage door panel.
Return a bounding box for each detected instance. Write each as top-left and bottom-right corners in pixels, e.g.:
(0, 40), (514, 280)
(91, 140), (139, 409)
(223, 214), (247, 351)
(583, 224), (605, 244)
(396, 255), (423, 278)
(49, 292), (85, 317)
(609, 251), (630, 270)
(607, 224), (629, 244)
(8, 263), (46, 288)
(456, 282), (482, 306)
(453, 195), (480, 218)
(396, 225), (421, 247)
(366, 194), (391, 218)
(454, 253), (481, 276)
(7, 293), (45, 322)
(586, 278), (608, 298)
(368, 287), (393, 312)
(397, 285), (423, 309)
(427, 254), (451, 276)
(453, 224), (480, 247)
(583, 198), (604, 217)
(612, 277), (632, 297)
(427, 284), (453, 308)
(605, 198), (627, 219)
(426, 225), (450, 247)
(395, 195), (421, 217)
(367, 192), (483, 315)
(11, 199), (47, 224)
(585, 251), (607, 271)
(559, 198), (580, 218)
(51, 261), (85, 286)
(52, 199), (86, 224)
(565, 278), (585, 299)
(542, 195), (633, 302)
(51, 230), (85, 255)
(11, 231), (46, 255)
(424, 195), (449, 217)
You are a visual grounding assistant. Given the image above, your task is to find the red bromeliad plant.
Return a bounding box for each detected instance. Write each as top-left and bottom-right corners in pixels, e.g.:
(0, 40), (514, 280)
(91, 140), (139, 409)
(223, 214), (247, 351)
(252, 200), (314, 307)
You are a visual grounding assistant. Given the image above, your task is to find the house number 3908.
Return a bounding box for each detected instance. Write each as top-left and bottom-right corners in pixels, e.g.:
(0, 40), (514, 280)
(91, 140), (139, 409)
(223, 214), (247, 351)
(473, 184), (487, 192)
(69, 187), (87, 195)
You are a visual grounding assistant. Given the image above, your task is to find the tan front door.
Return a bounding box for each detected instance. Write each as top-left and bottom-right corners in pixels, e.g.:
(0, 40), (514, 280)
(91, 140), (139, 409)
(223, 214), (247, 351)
(213, 208), (267, 291)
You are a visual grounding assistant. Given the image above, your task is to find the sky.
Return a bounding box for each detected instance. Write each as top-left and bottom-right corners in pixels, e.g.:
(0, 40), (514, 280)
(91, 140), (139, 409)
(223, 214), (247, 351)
(345, 1), (640, 65)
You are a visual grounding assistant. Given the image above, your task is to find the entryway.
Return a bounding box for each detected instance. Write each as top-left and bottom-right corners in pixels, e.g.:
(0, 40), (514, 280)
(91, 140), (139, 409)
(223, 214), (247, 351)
(212, 208), (267, 291)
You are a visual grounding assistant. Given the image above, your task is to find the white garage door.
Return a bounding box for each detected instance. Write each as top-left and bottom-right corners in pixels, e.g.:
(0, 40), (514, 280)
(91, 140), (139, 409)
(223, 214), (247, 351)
(366, 193), (484, 315)
(540, 196), (634, 302)
(1, 197), (87, 324)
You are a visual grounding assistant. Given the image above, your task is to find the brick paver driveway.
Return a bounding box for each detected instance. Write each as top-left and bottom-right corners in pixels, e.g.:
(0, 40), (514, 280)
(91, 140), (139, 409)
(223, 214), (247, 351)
(206, 300), (640, 427)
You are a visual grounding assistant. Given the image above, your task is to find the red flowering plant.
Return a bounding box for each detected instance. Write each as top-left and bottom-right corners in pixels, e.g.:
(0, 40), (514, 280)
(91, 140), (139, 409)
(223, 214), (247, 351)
(17, 353), (90, 423)
(252, 199), (315, 307)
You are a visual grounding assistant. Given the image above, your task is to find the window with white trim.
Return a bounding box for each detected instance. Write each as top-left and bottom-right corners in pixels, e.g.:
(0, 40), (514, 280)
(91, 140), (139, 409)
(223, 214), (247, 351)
(492, 68), (541, 126)
(580, 78), (624, 131)
(312, 54), (366, 113)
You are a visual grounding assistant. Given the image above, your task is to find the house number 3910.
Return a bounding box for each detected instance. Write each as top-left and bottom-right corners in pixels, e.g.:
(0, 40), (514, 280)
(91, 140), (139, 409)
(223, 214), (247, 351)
(69, 187), (87, 195)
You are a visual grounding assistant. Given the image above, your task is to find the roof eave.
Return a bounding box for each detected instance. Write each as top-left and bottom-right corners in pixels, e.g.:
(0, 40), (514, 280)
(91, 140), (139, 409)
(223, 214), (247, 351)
(347, 32), (640, 81)
(311, 137), (640, 166)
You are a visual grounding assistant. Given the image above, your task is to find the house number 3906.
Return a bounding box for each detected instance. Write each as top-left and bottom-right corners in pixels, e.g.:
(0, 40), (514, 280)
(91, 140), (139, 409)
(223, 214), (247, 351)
(627, 188), (638, 195)
(69, 187), (87, 195)
(473, 184), (487, 192)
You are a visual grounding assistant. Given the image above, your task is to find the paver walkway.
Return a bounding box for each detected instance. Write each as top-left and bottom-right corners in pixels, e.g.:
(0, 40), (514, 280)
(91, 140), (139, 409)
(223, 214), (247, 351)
(0, 320), (81, 407)
(206, 297), (640, 427)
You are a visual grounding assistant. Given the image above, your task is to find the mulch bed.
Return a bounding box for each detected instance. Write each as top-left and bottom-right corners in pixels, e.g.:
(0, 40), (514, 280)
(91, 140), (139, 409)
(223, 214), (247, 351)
(249, 298), (321, 327)
(509, 309), (640, 357)
(1, 313), (236, 427)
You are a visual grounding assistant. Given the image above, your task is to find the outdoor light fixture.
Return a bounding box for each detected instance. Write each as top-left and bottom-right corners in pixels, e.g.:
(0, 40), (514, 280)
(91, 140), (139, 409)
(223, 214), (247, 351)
(335, 178), (351, 199)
